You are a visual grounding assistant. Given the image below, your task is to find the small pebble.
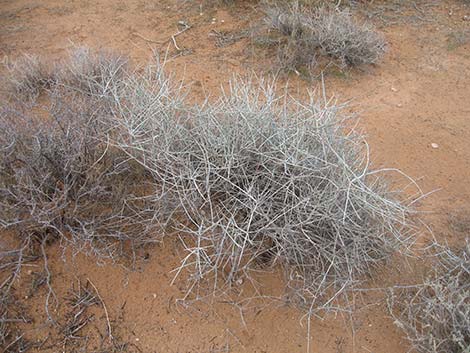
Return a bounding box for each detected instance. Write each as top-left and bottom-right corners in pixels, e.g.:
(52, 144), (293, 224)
(431, 143), (439, 149)
(152, 293), (157, 299)
(391, 87), (398, 92)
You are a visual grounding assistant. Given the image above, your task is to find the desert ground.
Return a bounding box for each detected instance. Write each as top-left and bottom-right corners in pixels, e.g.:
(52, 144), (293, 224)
(0, 0), (469, 352)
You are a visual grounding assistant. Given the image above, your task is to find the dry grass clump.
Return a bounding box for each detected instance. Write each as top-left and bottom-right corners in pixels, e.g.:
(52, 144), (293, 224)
(266, 4), (386, 71)
(389, 240), (470, 353)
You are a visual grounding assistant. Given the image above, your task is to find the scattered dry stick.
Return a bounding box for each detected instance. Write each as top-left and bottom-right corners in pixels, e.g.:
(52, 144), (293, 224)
(132, 21), (191, 51)
(41, 238), (58, 324)
(87, 278), (113, 343)
(170, 22), (191, 51)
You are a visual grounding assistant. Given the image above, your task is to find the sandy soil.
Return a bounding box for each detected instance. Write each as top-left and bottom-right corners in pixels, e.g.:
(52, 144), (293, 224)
(1, 0), (470, 352)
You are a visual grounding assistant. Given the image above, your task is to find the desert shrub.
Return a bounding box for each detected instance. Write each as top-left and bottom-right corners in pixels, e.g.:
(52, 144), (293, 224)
(3, 47), (127, 105)
(0, 101), (156, 258)
(1, 47), (416, 312)
(448, 29), (470, 50)
(55, 46), (128, 97)
(115, 73), (416, 309)
(309, 7), (386, 66)
(266, 4), (386, 70)
(389, 240), (470, 353)
(3, 54), (52, 103)
(276, 37), (318, 74)
(0, 51), (158, 260)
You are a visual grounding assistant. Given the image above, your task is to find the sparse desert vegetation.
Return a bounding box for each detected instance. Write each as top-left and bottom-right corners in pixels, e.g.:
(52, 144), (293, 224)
(266, 4), (386, 72)
(3, 54), (52, 103)
(0, 0), (469, 352)
(389, 240), (470, 353)
(0, 46), (418, 350)
(1, 46), (416, 303)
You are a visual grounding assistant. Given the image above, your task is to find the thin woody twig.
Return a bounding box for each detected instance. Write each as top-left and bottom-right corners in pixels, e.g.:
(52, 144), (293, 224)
(132, 21), (191, 51)
(87, 278), (113, 342)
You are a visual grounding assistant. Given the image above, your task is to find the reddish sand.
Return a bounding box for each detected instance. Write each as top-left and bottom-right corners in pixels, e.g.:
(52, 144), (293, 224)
(1, 0), (469, 352)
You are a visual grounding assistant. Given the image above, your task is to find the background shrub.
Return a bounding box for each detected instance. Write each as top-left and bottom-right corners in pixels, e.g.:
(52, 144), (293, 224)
(389, 240), (470, 353)
(266, 4), (386, 71)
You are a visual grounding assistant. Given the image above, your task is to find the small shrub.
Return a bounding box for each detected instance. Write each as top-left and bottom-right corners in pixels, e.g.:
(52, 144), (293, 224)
(276, 37), (317, 74)
(56, 46), (128, 97)
(309, 7), (386, 66)
(3, 54), (52, 103)
(0, 51), (157, 260)
(266, 5), (386, 71)
(448, 29), (470, 50)
(389, 240), (470, 353)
